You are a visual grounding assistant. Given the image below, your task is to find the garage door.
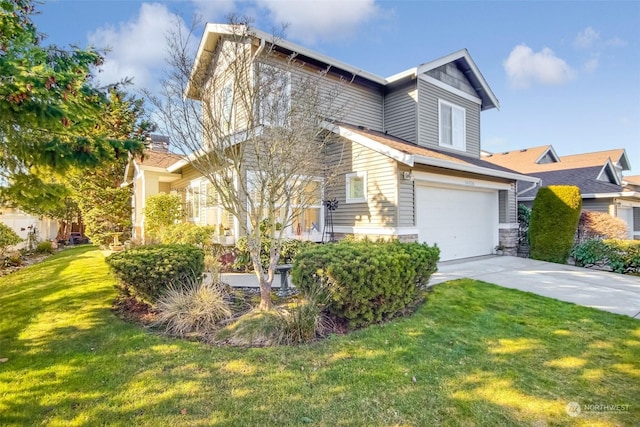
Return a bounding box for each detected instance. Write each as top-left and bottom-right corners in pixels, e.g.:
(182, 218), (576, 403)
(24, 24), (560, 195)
(416, 184), (498, 261)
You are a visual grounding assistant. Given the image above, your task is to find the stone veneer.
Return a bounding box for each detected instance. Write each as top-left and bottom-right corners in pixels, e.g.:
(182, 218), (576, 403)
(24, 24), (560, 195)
(499, 228), (518, 256)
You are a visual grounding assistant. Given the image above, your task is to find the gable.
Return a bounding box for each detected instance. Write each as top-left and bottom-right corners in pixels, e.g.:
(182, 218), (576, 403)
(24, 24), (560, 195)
(425, 63), (476, 98)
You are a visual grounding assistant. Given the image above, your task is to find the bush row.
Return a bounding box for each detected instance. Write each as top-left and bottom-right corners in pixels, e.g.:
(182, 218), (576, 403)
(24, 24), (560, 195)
(292, 241), (439, 328)
(572, 239), (640, 275)
(106, 244), (204, 303)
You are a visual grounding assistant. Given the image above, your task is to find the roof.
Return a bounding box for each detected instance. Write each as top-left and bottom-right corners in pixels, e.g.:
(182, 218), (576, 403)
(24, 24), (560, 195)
(559, 149), (630, 170)
(189, 25), (498, 110)
(333, 123), (538, 183)
(624, 175), (640, 186)
(483, 145), (557, 173)
(137, 150), (183, 169)
(518, 167), (623, 199)
(484, 146), (630, 174)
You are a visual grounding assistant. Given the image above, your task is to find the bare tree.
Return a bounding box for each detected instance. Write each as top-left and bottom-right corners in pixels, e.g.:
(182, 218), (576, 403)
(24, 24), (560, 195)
(147, 18), (350, 310)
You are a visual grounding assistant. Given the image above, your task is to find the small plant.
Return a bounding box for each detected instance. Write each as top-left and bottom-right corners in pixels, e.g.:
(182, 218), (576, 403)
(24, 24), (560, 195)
(155, 275), (232, 337)
(0, 223), (22, 258)
(3, 251), (23, 267)
(35, 241), (54, 254)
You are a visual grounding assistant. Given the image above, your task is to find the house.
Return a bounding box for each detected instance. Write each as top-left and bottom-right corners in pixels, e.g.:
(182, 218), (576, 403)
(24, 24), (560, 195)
(483, 145), (640, 239)
(0, 207), (58, 249)
(127, 24), (540, 261)
(123, 136), (183, 241)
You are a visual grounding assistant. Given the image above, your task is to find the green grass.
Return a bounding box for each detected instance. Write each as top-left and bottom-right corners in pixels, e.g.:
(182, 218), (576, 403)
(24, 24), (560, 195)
(1, 246), (638, 426)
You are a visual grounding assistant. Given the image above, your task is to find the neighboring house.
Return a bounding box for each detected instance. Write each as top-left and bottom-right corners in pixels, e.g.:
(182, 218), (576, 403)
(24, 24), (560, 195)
(483, 145), (640, 239)
(0, 207), (58, 249)
(123, 136), (183, 241)
(127, 24), (539, 261)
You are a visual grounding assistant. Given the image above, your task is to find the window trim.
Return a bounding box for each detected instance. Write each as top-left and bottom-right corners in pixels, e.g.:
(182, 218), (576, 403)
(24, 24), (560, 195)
(345, 171), (367, 204)
(438, 99), (466, 151)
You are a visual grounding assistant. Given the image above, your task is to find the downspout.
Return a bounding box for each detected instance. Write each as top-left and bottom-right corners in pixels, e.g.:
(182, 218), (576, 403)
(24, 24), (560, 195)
(517, 179), (541, 197)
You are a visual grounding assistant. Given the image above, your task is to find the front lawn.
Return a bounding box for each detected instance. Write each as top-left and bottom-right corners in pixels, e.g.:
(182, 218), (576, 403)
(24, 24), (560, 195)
(1, 246), (638, 426)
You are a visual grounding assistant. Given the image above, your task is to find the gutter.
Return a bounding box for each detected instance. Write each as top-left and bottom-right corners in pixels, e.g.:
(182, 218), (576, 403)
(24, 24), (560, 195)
(517, 180), (540, 197)
(413, 155), (541, 183)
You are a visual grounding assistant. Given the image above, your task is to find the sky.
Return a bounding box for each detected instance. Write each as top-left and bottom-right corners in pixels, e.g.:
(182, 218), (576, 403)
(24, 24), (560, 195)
(33, 0), (640, 175)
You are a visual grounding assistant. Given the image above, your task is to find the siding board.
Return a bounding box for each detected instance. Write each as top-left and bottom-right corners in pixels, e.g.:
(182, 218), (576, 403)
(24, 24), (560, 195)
(417, 78), (481, 158)
(384, 81), (417, 143)
(326, 139), (398, 228)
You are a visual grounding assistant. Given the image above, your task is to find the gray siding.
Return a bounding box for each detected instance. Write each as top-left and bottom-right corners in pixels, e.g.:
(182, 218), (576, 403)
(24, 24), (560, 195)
(417, 78), (481, 158)
(326, 139), (398, 228)
(384, 81), (417, 143)
(582, 199), (614, 213)
(634, 207), (640, 232)
(397, 164), (415, 227)
(425, 63), (476, 97)
(289, 65), (383, 131)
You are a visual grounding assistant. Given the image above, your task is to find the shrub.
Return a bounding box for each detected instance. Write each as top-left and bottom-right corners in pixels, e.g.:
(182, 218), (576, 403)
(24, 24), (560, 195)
(529, 185), (582, 264)
(142, 193), (183, 241)
(518, 204), (531, 247)
(0, 223), (22, 257)
(576, 211), (628, 243)
(572, 239), (610, 267)
(291, 240), (439, 328)
(572, 239), (640, 274)
(159, 223), (217, 248)
(105, 244), (204, 303)
(35, 241), (54, 254)
(155, 275), (232, 336)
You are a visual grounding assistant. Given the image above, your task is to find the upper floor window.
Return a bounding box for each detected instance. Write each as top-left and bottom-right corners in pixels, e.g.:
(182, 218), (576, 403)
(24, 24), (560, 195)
(257, 63), (291, 127)
(439, 100), (466, 150)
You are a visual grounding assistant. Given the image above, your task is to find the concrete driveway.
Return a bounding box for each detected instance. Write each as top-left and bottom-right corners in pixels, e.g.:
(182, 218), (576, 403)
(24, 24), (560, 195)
(431, 256), (640, 319)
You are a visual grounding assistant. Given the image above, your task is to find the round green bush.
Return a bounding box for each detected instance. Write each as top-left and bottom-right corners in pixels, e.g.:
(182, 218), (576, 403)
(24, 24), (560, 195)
(105, 244), (204, 303)
(292, 240), (439, 328)
(529, 185), (582, 264)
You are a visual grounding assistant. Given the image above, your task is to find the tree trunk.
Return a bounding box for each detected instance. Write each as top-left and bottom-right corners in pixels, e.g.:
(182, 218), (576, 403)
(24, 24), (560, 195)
(258, 277), (273, 311)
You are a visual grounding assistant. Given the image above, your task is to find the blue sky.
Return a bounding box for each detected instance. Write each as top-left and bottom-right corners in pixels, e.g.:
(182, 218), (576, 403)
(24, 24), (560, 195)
(34, 1), (640, 175)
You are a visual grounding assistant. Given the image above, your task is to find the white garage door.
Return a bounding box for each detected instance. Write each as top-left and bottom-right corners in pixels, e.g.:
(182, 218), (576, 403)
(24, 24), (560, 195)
(416, 184), (498, 261)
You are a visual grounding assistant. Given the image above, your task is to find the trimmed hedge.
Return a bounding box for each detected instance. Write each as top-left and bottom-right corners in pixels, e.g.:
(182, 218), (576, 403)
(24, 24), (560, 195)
(291, 241), (439, 328)
(573, 239), (640, 274)
(529, 185), (582, 264)
(105, 244), (204, 303)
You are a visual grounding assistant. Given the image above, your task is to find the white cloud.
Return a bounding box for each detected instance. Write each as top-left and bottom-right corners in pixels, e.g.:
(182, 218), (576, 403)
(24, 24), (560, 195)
(254, 0), (381, 44)
(583, 56), (599, 72)
(503, 44), (575, 89)
(574, 26), (600, 48)
(604, 36), (627, 47)
(191, 0), (236, 23)
(88, 3), (188, 90)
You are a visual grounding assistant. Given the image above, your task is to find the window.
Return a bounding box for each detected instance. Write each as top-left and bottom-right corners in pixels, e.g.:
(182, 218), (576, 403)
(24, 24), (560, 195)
(439, 100), (466, 150)
(346, 172), (367, 204)
(221, 80), (234, 126)
(258, 63), (291, 127)
(292, 180), (322, 236)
